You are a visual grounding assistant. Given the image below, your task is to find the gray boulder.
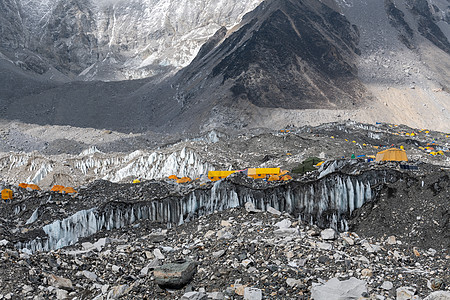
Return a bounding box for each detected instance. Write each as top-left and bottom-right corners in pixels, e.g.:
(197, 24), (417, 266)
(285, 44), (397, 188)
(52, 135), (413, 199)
(154, 259), (197, 289)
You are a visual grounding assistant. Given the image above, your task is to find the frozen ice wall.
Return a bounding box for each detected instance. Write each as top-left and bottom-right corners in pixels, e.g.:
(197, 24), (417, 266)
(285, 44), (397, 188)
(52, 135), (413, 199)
(17, 173), (375, 253)
(1, 147), (214, 186)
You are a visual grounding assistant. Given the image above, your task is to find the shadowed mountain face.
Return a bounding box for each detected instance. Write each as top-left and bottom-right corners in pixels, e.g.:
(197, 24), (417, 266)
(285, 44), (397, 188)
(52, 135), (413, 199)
(177, 0), (367, 110)
(0, 0), (449, 133)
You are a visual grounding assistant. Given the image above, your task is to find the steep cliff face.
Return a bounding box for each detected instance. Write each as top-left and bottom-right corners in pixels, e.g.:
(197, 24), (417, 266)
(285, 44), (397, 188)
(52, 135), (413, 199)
(0, 0), (263, 80)
(0, 0), (26, 50)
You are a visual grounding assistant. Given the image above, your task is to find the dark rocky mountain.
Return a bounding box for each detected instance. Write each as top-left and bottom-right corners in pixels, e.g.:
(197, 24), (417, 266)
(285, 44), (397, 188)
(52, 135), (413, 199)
(171, 0), (369, 124)
(0, 0), (449, 133)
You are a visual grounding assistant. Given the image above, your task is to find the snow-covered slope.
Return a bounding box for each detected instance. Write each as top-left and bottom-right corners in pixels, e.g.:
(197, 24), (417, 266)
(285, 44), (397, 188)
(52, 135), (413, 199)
(6, 0), (263, 81)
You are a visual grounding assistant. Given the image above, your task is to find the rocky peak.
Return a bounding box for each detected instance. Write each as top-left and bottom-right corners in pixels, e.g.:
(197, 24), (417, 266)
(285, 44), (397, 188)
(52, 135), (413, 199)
(174, 0), (367, 116)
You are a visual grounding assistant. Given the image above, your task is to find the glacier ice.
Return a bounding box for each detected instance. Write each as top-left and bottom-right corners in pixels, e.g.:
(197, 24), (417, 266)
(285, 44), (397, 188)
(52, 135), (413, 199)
(1, 147), (214, 186)
(25, 208), (39, 225)
(17, 173), (375, 253)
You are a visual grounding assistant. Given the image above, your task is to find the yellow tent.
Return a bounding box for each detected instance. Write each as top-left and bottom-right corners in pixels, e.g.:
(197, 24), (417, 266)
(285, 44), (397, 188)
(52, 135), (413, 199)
(375, 148), (408, 162)
(133, 179), (141, 184)
(1, 189), (13, 200)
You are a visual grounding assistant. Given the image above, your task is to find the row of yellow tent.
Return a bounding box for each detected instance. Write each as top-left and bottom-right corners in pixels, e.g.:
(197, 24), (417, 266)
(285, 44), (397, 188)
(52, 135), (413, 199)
(268, 174), (292, 181)
(208, 168), (292, 182)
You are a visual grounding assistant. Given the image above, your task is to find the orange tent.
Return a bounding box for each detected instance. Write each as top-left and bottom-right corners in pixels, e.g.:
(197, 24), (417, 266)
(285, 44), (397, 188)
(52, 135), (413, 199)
(18, 183), (28, 189)
(168, 175), (179, 180)
(62, 187), (77, 194)
(27, 184), (41, 191)
(279, 170), (289, 176)
(176, 177), (192, 184)
(51, 185), (65, 192)
(281, 175), (292, 181)
(268, 175), (280, 181)
(19, 183), (40, 190)
(375, 148), (408, 162)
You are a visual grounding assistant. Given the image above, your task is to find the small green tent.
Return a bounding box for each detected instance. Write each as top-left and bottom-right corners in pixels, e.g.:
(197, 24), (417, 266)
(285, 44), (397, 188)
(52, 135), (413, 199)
(292, 157), (322, 174)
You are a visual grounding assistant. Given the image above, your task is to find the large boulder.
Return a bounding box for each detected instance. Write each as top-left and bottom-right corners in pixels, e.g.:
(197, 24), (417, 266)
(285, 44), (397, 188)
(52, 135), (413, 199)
(153, 259), (197, 289)
(311, 277), (367, 300)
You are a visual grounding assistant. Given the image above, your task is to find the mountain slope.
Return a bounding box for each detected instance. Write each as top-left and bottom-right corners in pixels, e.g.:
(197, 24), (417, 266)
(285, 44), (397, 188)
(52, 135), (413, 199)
(0, 0), (263, 81)
(176, 0), (368, 111)
(0, 0), (449, 133)
(164, 0), (450, 132)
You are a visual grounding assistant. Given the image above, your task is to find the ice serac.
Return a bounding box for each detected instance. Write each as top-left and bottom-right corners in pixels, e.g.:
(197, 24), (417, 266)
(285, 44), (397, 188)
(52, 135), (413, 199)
(0, 147), (214, 187)
(18, 171), (378, 253)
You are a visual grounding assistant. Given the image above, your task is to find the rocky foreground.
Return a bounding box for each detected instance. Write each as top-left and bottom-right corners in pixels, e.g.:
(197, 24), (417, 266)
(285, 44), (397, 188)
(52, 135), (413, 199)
(0, 203), (448, 300)
(0, 121), (448, 299)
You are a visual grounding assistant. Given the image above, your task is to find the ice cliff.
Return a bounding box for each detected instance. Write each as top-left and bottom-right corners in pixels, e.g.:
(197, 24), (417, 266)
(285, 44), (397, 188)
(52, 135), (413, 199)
(17, 172), (377, 253)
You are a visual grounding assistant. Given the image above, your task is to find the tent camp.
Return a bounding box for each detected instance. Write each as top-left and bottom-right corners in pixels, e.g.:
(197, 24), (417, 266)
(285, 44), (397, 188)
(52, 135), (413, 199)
(292, 157), (322, 174)
(375, 148), (408, 162)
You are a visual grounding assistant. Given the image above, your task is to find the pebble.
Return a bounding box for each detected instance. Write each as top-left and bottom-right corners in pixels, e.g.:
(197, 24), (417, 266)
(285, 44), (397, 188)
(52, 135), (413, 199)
(386, 236), (396, 245)
(361, 268), (373, 277)
(153, 248), (165, 260)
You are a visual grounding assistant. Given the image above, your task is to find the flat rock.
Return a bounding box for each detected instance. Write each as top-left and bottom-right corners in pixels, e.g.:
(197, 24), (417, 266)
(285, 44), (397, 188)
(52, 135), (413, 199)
(153, 248), (165, 260)
(321, 228), (337, 240)
(386, 236), (397, 245)
(81, 270), (98, 281)
(311, 277), (367, 300)
(396, 287), (417, 300)
(380, 281), (393, 290)
(243, 287), (262, 300)
(55, 289), (68, 300)
(317, 242), (333, 250)
(423, 291), (450, 300)
(180, 291), (207, 300)
(266, 206), (281, 216)
(274, 219), (292, 229)
(47, 274), (73, 291)
(244, 202), (261, 213)
(107, 284), (131, 299)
